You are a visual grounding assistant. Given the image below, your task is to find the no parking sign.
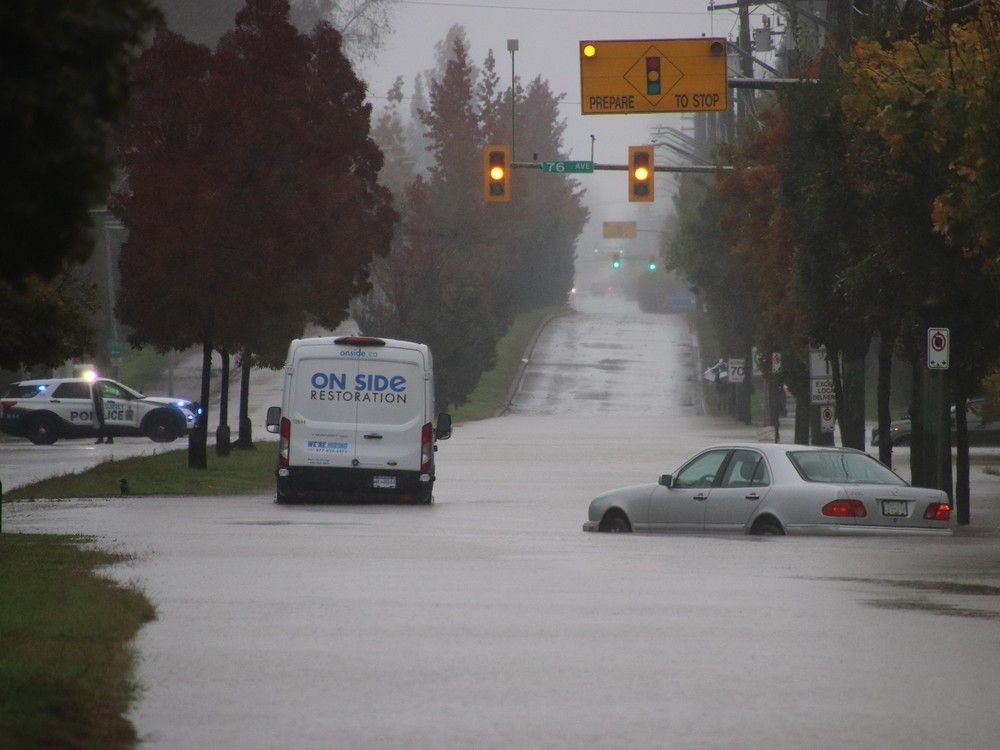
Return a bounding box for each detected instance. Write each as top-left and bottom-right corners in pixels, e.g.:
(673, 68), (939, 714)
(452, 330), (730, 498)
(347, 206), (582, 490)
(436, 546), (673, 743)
(927, 327), (950, 369)
(820, 404), (835, 433)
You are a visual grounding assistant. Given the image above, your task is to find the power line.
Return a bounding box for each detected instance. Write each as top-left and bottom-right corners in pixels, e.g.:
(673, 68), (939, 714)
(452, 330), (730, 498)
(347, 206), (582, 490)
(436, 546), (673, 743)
(397, 1), (709, 16)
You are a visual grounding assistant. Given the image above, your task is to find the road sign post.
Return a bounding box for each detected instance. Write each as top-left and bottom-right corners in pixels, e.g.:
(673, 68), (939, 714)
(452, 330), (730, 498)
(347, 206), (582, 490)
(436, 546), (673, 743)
(580, 38), (728, 115)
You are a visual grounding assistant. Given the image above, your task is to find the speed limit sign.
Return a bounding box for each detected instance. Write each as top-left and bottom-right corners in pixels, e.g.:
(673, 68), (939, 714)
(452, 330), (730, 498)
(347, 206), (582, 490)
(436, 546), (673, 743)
(927, 327), (950, 370)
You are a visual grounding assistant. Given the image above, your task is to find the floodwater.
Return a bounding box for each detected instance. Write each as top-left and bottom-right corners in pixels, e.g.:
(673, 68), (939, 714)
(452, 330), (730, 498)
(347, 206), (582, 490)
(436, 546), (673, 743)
(6, 296), (1000, 749)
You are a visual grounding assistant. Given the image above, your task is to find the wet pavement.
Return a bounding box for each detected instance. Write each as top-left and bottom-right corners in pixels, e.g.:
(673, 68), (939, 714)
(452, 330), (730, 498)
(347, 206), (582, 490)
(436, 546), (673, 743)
(5, 296), (1000, 749)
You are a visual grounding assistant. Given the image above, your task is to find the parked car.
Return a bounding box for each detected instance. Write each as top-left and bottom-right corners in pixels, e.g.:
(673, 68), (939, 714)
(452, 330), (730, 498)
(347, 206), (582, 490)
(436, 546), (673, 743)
(0, 376), (197, 445)
(871, 397), (1000, 447)
(583, 443), (951, 536)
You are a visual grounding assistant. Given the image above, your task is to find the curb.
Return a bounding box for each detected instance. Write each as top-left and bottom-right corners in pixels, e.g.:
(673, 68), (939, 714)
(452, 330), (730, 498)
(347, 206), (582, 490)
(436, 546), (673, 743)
(498, 307), (576, 417)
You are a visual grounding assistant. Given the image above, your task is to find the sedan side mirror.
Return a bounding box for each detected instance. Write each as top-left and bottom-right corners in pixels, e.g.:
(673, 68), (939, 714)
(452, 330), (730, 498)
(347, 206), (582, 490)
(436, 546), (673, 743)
(658, 474), (672, 487)
(265, 406), (281, 434)
(436, 412), (452, 440)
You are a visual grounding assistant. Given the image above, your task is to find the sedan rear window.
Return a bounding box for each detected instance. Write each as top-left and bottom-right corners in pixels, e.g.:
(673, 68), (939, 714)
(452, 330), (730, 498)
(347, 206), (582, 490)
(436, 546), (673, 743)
(787, 450), (906, 486)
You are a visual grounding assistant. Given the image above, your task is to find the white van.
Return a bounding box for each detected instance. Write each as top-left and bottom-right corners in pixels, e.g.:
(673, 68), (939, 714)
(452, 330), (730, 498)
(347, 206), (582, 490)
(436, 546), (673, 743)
(265, 336), (451, 503)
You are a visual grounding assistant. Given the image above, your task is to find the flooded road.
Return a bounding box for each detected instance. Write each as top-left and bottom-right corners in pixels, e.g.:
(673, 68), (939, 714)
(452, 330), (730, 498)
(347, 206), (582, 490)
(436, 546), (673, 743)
(6, 297), (1000, 749)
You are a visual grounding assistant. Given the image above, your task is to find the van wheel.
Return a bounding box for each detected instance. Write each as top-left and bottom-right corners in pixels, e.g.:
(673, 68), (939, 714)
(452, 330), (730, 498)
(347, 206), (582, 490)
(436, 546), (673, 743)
(26, 414), (59, 445)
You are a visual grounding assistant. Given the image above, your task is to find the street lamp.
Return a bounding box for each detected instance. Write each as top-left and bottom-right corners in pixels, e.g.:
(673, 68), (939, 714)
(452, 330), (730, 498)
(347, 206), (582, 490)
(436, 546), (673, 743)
(507, 39), (518, 160)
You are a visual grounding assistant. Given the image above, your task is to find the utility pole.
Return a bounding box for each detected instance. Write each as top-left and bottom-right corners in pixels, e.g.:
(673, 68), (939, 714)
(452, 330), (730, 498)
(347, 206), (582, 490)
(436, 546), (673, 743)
(734, 0), (755, 426)
(737, 0), (755, 120)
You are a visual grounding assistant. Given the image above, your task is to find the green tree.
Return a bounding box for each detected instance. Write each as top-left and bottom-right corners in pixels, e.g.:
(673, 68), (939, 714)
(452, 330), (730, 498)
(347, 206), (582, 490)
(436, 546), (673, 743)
(1, 0), (159, 282)
(0, 1), (158, 372)
(843, 1), (1000, 519)
(666, 174), (756, 424)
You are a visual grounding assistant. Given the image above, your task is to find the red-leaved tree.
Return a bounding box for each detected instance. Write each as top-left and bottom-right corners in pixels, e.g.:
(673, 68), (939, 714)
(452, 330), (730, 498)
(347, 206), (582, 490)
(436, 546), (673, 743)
(113, 0), (394, 466)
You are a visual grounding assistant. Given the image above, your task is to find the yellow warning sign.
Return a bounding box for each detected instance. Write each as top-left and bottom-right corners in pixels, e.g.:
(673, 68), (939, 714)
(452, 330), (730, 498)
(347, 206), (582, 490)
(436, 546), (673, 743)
(580, 38), (729, 115)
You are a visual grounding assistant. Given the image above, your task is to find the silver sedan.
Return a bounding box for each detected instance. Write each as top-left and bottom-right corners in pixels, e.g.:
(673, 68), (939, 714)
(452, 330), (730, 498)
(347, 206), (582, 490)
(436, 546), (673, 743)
(583, 443), (952, 535)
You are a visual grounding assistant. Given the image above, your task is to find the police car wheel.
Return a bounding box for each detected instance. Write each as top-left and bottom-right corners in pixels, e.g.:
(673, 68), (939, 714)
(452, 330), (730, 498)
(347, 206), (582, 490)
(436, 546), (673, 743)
(146, 413), (178, 443)
(26, 414), (59, 446)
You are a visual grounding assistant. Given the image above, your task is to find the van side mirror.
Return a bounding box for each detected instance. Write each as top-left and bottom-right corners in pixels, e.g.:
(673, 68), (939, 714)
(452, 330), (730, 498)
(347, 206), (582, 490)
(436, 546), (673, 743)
(265, 406), (281, 434)
(435, 412), (452, 440)
(658, 474), (672, 487)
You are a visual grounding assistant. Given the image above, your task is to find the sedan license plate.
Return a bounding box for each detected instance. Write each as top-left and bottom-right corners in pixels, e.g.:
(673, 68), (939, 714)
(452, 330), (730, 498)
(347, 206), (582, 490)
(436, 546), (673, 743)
(881, 499), (908, 517)
(373, 475), (396, 489)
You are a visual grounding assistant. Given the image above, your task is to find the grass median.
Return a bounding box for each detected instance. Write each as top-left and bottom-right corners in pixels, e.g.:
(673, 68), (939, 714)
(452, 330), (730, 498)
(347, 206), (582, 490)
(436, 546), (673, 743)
(451, 304), (568, 421)
(0, 534), (156, 749)
(4, 445), (277, 501)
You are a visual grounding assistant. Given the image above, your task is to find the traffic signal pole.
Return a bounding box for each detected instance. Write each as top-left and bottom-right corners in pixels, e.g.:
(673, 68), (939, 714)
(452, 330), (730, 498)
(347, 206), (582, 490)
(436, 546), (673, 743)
(510, 162), (731, 174)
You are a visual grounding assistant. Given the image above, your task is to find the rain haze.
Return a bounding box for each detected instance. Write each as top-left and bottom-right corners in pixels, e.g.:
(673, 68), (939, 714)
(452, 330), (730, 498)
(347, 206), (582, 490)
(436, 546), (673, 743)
(360, 0), (755, 248)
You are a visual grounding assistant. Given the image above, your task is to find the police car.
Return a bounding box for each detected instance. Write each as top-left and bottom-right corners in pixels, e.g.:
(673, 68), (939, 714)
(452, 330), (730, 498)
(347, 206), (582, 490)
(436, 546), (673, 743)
(0, 376), (198, 445)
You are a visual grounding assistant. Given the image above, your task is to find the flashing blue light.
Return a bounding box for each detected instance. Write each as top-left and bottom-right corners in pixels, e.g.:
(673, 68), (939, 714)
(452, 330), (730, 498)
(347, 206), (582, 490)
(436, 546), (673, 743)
(196, 407), (204, 415)
(36, 384), (48, 391)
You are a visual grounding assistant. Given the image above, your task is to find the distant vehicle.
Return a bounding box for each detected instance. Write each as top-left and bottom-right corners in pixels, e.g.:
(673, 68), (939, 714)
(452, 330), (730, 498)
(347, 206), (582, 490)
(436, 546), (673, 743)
(0, 377), (197, 445)
(583, 443), (951, 536)
(871, 397), (1000, 446)
(265, 336), (451, 504)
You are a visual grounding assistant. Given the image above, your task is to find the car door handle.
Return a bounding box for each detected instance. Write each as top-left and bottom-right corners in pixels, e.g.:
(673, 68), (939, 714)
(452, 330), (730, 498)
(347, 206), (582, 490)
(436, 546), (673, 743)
(693, 493), (709, 501)
(363, 433), (383, 440)
(745, 493), (760, 501)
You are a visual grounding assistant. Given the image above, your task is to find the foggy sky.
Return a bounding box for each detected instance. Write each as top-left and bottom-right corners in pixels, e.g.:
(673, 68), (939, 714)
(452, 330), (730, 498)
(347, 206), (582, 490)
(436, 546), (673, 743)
(360, 0), (768, 245)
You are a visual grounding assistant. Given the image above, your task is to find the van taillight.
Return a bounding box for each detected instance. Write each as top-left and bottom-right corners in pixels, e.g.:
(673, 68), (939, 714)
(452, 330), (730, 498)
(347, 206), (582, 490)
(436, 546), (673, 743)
(279, 417), (290, 467)
(822, 499), (867, 517)
(420, 422), (433, 474)
(923, 503), (951, 521)
(1, 400), (15, 410)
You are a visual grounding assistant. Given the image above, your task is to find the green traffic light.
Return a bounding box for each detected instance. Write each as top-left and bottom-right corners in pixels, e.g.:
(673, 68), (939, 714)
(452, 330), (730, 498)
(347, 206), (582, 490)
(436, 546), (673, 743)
(648, 262), (657, 271)
(612, 260), (621, 269)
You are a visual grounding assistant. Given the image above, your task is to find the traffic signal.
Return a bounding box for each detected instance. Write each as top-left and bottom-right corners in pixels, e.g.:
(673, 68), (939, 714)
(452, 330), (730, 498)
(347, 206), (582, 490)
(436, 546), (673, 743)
(628, 145), (654, 202)
(648, 256), (658, 271)
(611, 250), (623, 269)
(483, 145), (511, 202)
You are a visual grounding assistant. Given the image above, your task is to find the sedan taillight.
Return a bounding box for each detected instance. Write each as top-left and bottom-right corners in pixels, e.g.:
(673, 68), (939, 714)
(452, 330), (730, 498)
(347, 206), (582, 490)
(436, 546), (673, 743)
(923, 503), (951, 521)
(822, 499), (868, 518)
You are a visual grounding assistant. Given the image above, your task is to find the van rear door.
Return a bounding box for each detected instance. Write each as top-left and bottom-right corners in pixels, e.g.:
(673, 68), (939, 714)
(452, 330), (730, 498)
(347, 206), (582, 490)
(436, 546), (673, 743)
(291, 345), (360, 469)
(353, 344), (425, 472)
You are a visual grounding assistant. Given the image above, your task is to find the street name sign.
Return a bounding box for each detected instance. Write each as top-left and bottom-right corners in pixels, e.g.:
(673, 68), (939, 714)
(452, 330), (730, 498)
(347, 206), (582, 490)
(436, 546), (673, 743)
(603, 221), (637, 239)
(580, 38), (728, 115)
(542, 160), (594, 173)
